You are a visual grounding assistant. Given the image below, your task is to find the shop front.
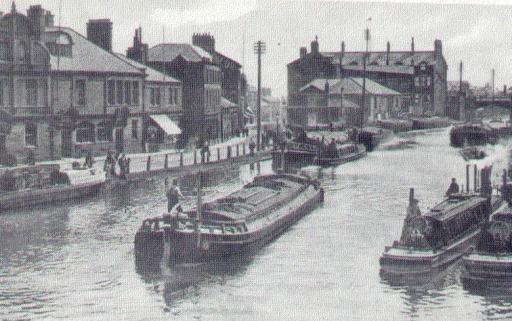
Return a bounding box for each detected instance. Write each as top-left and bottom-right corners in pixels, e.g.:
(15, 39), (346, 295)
(145, 114), (182, 152)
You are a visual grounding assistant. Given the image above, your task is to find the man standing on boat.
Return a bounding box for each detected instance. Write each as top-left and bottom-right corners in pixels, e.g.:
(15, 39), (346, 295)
(446, 178), (460, 196)
(165, 178), (184, 213)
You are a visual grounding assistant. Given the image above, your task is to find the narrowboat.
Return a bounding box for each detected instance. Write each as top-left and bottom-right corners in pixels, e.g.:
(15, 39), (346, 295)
(134, 174), (324, 265)
(380, 166), (499, 275)
(0, 166), (104, 212)
(461, 180), (512, 291)
(450, 123), (495, 147)
(314, 143), (366, 167)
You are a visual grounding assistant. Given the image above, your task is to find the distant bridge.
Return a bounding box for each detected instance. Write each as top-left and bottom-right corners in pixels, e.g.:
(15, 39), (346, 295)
(473, 95), (512, 109)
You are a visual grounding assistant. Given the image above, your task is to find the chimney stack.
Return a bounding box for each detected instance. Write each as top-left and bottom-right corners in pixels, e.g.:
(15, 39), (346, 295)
(300, 47), (307, 58)
(192, 33), (215, 53)
(127, 27), (148, 64)
(386, 41), (390, 65)
(504, 85), (507, 96)
(27, 5), (45, 40)
(311, 35), (319, 54)
(434, 39), (443, 60)
(411, 37), (415, 54)
(87, 19), (113, 52)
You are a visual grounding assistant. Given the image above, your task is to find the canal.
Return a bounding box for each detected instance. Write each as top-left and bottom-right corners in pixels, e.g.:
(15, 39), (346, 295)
(1, 127), (512, 321)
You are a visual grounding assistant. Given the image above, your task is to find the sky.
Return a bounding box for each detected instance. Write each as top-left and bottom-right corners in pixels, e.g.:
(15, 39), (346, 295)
(5, 0), (512, 97)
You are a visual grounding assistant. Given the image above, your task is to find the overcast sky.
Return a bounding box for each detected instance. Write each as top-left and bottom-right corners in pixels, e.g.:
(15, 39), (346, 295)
(6, 0), (512, 97)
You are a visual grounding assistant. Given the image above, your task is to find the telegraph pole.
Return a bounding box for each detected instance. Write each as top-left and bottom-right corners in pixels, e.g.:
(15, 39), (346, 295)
(254, 40), (266, 151)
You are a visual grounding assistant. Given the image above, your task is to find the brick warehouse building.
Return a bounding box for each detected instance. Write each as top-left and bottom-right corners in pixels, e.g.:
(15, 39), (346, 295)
(0, 4), (182, 162)
(287, 37), (448, 125)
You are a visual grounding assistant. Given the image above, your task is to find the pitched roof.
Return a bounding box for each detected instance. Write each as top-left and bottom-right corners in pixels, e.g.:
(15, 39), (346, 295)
(45, 27), (143, 75)
(114, 54), (180, 84)
(300, 77), (401, 96)
(147, 44), (212, 63)
(212, 51), (241, 68)
(221, 97), (238, 108)
(262, 96), (281, 104)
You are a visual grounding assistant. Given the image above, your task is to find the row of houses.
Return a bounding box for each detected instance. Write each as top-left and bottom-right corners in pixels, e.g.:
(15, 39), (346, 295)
(286, 36), (448, 127)
(0, 3), (245, 163)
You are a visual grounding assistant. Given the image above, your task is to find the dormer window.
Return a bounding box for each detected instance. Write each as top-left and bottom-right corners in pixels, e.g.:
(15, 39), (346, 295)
(420, 62), (427, 70)
(46, 33), (73, 57)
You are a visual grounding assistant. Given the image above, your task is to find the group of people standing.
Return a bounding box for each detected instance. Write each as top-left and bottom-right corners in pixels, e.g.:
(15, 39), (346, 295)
(104, 150), (130, 179)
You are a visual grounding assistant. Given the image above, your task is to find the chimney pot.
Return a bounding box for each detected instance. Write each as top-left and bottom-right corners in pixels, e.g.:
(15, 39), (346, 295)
(87, 19), (113, 52)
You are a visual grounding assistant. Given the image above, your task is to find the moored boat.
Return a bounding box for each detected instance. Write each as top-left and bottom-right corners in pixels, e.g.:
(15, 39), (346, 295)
(134, 174), (324, 265)
(380, 166), (499, 275)
(459, 147), (487, 161)
(461, 177), (512, 291)
(314, 143), (366, 167)
(0, 165), (104, 212)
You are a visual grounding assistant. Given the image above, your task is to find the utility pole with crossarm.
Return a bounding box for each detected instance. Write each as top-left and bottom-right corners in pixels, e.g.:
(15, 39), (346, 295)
(254, 40), (266, 151)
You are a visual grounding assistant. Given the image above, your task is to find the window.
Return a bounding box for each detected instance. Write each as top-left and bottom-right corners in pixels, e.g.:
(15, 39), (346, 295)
(0, 80), (3, 106)
(125, 81), (132, 105)
(132, 119), (138, 139)
(76, 122), (95, 143)
(108, 80), (115, 105)
(76, 79), (86, 106)
(426, 77), (431, 86)
(420, 63), (427, 71)
(169, 86), (174, 105)
(150, 88), (155, 106)
(174, 88), (179, 105)
(116, 80), (123, 105)
(414, 77), (420, 87)
(96, 122), (112, 142)
(155, 88), (161, 106)
(25, 122), (37, 146)
(414, 94), (420, 104)
(132, 81), (139, 104)
(26, 80), (38, 106)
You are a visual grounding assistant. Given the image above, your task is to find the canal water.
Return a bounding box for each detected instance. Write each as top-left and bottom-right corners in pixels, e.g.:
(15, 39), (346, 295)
(1, 127), (512, 321)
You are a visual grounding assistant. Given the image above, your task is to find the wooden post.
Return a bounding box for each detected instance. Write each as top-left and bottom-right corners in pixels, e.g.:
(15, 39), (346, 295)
(281, 147), (285, 171)
(243, 143), (246, 155)
(194, 149), (197, 164)
(146, 156), (151, 172)
(180, 152), (183, 166)
(164, 154), (168, 169)
(227, 146), (231, 159)
(236, 144), (240, 157)
(207, 151), (210, 163)
(474, 164), (477, 192)
(217, 148), (220, 161)
(466, 164), (470, 193)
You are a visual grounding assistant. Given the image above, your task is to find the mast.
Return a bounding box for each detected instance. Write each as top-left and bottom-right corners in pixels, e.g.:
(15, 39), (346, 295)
(361, 28), (369, 128)
(339, 41), (344, 121)
(196, 171), (203, 248)
(491, 68), (495, 119)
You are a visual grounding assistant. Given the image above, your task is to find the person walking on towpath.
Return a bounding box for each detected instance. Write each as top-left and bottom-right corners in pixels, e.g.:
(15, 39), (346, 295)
(249, 138), (256, 156)
(165, 178), (184, 213)
(446, 178), (460, 197)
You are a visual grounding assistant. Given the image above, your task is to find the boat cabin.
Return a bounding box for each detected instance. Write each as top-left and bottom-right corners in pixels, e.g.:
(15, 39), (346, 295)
(423, 194), (489, 249)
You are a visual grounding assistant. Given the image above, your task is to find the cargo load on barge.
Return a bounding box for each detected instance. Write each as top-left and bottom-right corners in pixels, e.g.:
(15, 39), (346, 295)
(134, 174), (324, 265)
(380, 165), (501, 275)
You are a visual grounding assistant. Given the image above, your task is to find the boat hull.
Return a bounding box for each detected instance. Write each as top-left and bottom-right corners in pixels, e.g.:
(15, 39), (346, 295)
(314, 150), (366, 167)
(379, 229), (480, 275)
(462, 254), (512, 291)
(0, 182), (102, 212)
(135, 186), (324, 264)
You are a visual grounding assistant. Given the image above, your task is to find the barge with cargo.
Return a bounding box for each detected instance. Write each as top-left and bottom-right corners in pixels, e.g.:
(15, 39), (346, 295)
(134, 173), (324, 265)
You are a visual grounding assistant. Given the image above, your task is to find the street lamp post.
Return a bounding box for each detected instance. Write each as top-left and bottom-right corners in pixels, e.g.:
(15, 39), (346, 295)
(254, 41), (266, 151)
